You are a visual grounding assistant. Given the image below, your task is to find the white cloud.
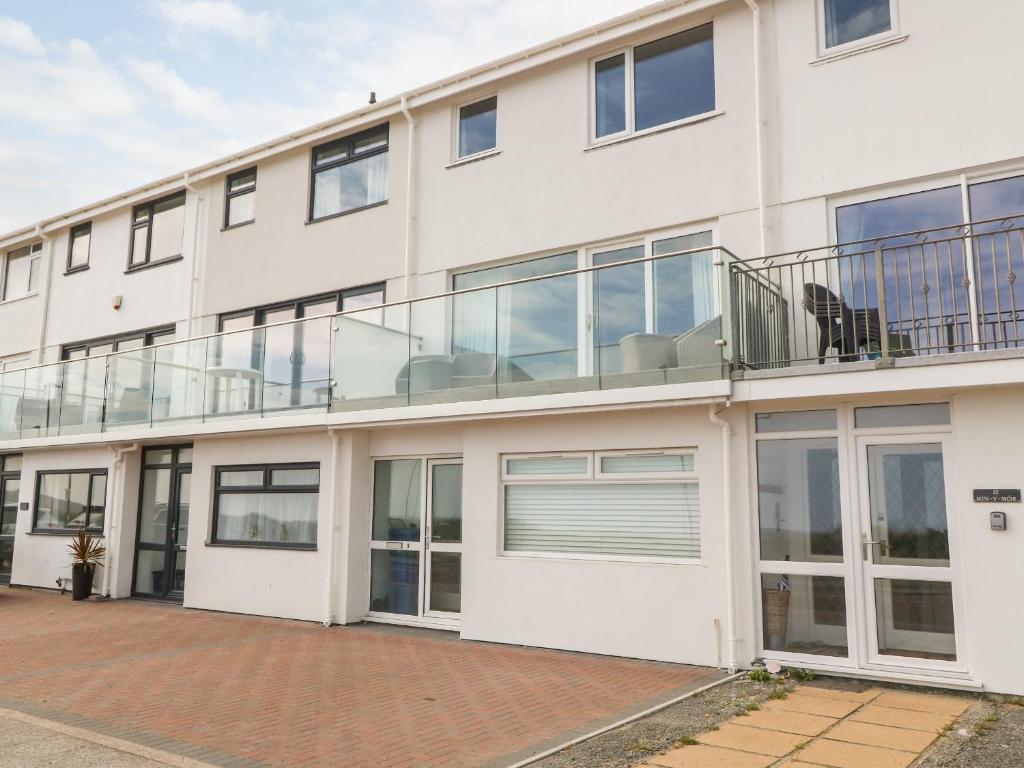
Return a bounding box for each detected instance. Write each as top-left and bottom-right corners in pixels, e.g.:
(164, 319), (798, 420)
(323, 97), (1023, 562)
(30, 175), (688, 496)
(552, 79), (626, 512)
(147, 0), (280, 46)
(0, 16), (44, 56)
(126, 58), (230, 124)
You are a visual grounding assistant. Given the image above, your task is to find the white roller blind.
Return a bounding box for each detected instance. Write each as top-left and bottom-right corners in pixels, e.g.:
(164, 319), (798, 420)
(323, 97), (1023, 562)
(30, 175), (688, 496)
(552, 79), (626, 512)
(504, 482), (700, 559)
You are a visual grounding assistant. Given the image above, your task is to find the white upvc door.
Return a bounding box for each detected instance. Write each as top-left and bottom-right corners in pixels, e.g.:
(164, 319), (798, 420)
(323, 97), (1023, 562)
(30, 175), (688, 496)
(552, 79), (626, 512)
(368, 457), (462, 628)
(853, 434), (966, 673)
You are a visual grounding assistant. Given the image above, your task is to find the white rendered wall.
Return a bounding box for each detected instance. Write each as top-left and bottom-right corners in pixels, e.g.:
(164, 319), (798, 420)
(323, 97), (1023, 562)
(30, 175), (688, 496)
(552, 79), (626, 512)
(183, 430), (333, 622)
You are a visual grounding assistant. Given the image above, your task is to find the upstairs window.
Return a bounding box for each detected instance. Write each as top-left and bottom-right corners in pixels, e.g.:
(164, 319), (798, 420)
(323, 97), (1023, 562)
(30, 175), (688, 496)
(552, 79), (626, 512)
(224, 167), (256, 228)
(2, 243), (42, 301)
(310, 124), (389, 221)
(822, 0), (894, 50)
(593, 23), (715, 141)
(130, 192), (185, 270)
(457, 96), (498, 159)
(67, 222), (91, 273)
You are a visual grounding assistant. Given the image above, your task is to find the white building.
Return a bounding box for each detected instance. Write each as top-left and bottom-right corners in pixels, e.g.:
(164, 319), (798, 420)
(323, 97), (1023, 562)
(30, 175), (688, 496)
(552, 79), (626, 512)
(2, 0), (1024, 696)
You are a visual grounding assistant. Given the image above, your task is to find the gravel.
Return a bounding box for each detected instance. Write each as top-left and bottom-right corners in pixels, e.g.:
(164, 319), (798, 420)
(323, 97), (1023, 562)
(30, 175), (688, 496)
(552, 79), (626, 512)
(916, 699), (1024, 768)
(530, 675), (794, 768)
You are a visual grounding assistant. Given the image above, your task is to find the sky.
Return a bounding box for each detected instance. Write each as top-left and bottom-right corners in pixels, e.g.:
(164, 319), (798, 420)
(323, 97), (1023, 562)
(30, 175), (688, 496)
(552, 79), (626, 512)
(0, 0), (654, 234)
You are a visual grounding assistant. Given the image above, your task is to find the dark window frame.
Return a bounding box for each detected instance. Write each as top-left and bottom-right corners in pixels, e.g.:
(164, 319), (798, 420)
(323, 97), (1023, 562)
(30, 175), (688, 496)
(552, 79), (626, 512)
(66, 222), (92, 275)
(127, 191), (186, 273)
(308, 123), (390, 224)
(210, 462), (320, 550)
(60, 325), (177, 361)
(223, 167), (257, 230)
(216, 283), (386, 331)
(32, 469), (108, 535)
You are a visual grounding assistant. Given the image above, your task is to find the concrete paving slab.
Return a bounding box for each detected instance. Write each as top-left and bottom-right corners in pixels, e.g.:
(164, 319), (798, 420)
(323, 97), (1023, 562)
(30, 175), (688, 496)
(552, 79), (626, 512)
(763, 694), (861, 719)
(735, 708), (837, 736)
(794, 686), (882, 704)
(644, 744), (777, 768)
(872, 691), (971, 716)
(796, 738), (918, 768)
(697, 722), (808, 756)
(826, 719), (937, 752)
(849, 704), (953, 733)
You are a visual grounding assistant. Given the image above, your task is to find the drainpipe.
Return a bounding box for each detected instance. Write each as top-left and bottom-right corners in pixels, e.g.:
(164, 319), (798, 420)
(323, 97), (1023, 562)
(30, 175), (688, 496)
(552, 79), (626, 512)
(743, 0), (768, 257)
(400, 96), (417, 300)
(183, 173), (204, 338)
(322, 428), (343, 626)
(34, 225), (53, 363)
(709, 399), (738, 673)
(104, 442), (139, 597)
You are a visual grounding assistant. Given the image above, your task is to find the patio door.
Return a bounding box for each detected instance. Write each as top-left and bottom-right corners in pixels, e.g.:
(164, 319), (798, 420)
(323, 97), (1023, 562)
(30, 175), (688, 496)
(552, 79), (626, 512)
(0, 455), (21, 583)
(856, 436), (962, 669)
(368, 457), (463, 626)
(133, 446), (192, 601)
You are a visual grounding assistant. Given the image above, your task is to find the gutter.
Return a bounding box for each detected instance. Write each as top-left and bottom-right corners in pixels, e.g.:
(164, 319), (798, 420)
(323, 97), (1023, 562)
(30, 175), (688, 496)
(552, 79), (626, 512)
(322, 428), (343, 626)
(743, 0), (768, 257)
(104, 443), (139, 597)
(708, 396), (738, 673)
(34, 226), (53, 364)
(400, 96), (417, 300)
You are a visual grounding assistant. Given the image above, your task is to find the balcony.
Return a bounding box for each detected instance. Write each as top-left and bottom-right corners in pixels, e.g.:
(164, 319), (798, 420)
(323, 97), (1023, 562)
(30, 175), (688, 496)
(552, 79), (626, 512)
(0, 244), (736, 442)
(731, 216), (1024, 370)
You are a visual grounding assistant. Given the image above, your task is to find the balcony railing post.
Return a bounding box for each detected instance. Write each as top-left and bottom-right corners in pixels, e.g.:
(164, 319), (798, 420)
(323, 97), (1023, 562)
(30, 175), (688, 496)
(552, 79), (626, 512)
(874, 246), (890, 360)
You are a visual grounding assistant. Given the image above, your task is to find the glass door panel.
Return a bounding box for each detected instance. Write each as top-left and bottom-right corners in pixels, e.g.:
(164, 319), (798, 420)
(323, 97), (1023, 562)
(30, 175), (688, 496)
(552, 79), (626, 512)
(859, 437), (959, 667)
(0, 475), (20, 582)
(169, 471), (190, 597)
(426, 461), (462, 617)
(369, 459), (423, 616)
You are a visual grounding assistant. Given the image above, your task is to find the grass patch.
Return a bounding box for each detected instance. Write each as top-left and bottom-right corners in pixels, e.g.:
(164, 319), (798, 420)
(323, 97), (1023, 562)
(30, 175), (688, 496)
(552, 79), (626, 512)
(768, 689), (789, 700)
(673, 736), (699, 747)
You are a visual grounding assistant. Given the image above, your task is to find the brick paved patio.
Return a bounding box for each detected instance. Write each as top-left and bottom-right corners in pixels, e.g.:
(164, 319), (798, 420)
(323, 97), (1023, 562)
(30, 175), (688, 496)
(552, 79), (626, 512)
(0, 588), (723, 768)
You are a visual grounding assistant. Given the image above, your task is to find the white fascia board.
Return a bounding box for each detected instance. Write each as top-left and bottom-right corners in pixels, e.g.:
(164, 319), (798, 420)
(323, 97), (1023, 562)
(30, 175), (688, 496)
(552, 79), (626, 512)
(0, 0), (727, 247)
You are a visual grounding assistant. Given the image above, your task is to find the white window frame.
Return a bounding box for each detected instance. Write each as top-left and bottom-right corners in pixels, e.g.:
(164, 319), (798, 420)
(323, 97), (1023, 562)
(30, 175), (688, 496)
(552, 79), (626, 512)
(0, 354), (32, 372)
(588, 21), (719, 146)
(1, 242), (43, 303)
(451, 92), (499, 165)
(594, 448), (697, 480)
(816, 0), (900, 59)
(500, 448), (702, 564)
(501, 452), (592, 482)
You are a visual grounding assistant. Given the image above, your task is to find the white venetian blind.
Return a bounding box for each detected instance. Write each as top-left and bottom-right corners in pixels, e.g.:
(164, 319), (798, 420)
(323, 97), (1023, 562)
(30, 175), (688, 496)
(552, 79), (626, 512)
(601, 454), (694, 474)
(504, 482), (700, 559)
(506, 456), (588, 476)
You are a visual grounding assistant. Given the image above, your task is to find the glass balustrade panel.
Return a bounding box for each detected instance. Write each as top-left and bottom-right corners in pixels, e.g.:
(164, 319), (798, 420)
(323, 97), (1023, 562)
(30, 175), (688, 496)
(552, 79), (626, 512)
(332, 304), (410, 411)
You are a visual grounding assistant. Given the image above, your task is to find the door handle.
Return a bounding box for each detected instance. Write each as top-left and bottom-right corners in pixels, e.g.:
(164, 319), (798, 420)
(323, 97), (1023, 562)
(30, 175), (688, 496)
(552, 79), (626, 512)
(861, 534), (889, 560)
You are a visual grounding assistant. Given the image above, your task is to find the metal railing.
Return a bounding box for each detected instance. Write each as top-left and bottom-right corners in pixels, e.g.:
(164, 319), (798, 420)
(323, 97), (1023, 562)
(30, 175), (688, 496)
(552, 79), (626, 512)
(0, 244), (737, 442)
(730, 216), (1024, 369)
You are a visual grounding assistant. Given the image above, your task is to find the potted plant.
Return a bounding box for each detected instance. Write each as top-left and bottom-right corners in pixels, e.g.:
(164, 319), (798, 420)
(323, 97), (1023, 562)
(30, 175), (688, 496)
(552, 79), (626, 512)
(68, 528), (106, 601)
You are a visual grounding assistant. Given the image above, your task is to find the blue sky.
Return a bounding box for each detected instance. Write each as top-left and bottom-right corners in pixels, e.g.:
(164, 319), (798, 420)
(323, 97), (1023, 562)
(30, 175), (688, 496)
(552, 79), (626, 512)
(0, 0), (651, 233)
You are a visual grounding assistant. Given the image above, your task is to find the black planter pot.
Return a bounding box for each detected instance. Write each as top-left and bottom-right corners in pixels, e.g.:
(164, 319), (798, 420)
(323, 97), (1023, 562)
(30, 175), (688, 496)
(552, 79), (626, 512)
(71, 563), (94, 601)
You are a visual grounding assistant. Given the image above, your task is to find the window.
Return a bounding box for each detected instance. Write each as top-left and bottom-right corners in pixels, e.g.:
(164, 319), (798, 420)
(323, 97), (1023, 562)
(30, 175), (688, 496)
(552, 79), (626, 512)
(0, 354), (31, 372)
(217, 284), (386, 331)
(822, 0), (893, 50)
(67, 223), (91, 273)
(310, 124), (389, 221)
(457, 96), (497, 159)
(3, 243), (42, 301)
(593, 23), (715, 141)
(224, 167), (256, 228)
(33, 470), (107, 533)
(61, 326), (176, 360)
(212, 463), (319, 547)
(854, 403), (950, 428)
(501, 450), (700, 560)
(756, 410), (838, 433)
(129, 191), (185, 270)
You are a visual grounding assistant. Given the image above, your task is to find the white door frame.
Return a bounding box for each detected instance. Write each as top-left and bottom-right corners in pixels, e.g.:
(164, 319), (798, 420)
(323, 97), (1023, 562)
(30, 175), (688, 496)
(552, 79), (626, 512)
(423, 458), (463, 620)
(852, 433), (967, 674)
(366, 455), (462, 630)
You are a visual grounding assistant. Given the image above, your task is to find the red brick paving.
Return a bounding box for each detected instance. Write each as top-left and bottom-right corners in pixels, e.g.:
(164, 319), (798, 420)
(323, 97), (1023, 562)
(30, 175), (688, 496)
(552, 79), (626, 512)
(0, 588), (722, 767)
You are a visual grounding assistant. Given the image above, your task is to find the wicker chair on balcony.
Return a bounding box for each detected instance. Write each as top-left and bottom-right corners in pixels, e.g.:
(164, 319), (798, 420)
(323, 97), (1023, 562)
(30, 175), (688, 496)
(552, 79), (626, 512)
(803, 283), (882, 364)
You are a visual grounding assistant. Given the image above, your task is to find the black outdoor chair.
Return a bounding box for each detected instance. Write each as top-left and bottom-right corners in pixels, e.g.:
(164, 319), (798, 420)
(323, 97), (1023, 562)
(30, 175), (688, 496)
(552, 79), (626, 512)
(803, 283), (881, 364)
